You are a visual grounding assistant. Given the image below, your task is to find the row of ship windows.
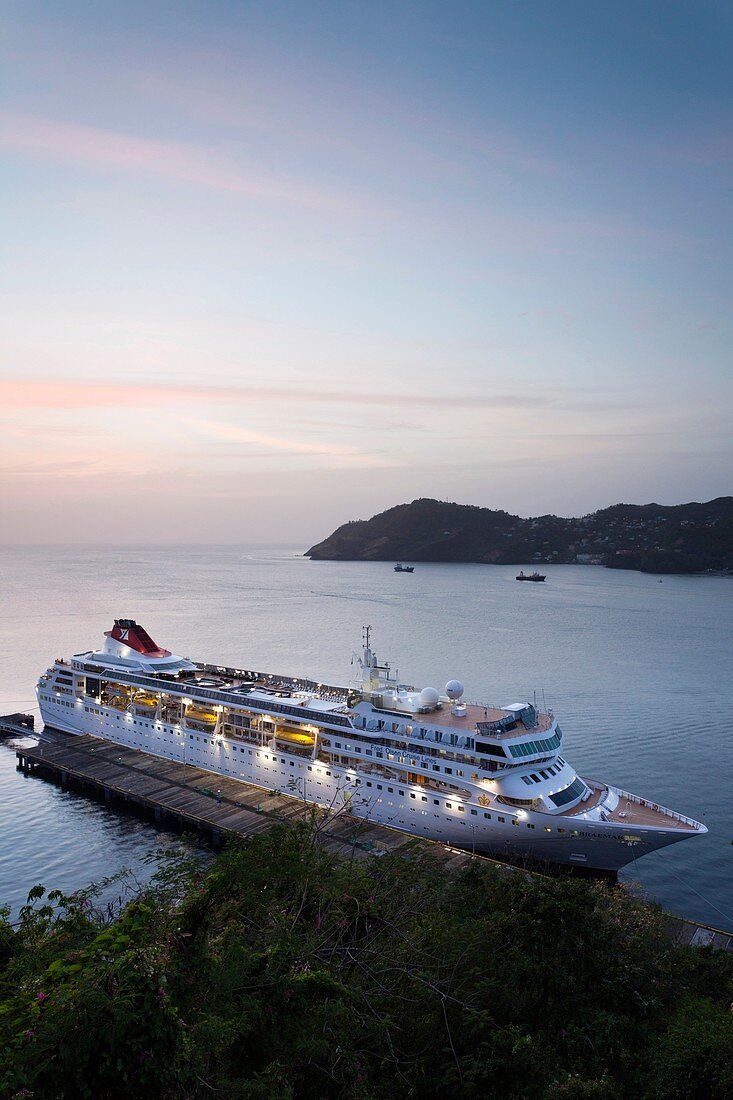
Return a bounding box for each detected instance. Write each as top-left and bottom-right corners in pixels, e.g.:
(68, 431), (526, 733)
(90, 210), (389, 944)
(329, 739), (472, 777)
(507, 729), (562, 758)
(357, 718), (466, 745)
(520, 757), (566, 785)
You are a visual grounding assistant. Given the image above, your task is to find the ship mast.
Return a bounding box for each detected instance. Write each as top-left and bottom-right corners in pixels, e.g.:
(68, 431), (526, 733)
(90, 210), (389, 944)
(357, 625), (398, 697)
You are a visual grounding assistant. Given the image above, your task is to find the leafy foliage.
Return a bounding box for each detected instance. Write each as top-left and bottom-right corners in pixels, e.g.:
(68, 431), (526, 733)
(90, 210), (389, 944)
(0, 824), (730, 1098)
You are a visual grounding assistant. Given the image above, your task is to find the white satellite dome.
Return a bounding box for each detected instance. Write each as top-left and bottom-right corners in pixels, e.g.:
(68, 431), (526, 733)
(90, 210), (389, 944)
(419, 686), (440, 709)
(445, 679), (465, 700)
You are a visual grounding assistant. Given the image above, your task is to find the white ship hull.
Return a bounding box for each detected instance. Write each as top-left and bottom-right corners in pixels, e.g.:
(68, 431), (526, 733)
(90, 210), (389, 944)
(37, 690), (695, 873)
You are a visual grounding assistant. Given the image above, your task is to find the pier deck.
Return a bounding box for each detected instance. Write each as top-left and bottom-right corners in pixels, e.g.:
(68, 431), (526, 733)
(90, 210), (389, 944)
(7, 717), (731, 951)
(0, 713), (35, 738)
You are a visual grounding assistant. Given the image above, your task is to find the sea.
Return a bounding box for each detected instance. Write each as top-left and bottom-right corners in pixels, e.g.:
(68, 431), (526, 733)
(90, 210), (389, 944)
(1, 546), (731, 930)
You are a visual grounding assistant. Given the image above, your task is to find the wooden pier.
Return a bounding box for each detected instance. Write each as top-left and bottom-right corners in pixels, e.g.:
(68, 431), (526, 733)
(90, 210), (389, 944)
(0, 713), (35, 738)
(7, 716), (732, 952)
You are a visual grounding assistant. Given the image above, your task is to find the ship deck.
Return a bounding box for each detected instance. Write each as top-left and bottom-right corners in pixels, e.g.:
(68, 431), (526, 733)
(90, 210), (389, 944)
(417, 702), (553, 735)
(605, 797), (697, 831)
(566, 785), (697, 831)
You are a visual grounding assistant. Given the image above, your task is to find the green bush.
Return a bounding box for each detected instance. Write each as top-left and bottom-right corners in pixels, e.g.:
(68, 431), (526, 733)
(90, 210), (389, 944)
(0, 823), (730, 1099)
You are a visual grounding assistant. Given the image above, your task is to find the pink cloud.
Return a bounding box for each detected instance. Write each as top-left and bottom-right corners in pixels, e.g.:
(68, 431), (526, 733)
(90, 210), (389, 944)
(0, 378), (548, 411)
(0, 112), (375, 215)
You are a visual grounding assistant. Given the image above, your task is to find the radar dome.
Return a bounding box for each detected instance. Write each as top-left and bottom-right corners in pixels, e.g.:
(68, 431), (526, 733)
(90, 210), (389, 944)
(419, 686), (440, 709)
(445, 679), (464, 700)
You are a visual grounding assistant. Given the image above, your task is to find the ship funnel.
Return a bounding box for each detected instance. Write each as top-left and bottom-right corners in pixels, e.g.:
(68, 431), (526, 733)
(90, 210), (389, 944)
(104, 619), (171, 658)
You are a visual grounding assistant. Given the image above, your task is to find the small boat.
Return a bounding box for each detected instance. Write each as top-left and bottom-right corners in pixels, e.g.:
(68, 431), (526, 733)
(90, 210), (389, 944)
(394, 563), (414, 573)
(516, 571), (546, 582)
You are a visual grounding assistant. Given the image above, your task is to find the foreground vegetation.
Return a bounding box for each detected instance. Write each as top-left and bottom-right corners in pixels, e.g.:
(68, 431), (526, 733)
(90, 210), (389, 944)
(1, 822), (731, 1099)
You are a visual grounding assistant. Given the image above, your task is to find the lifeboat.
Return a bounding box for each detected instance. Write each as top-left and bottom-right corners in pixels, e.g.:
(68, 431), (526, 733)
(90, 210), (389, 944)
(133, 693), (158, 712)
(186, 704), (217, 726)
(275, 726), (315, 747)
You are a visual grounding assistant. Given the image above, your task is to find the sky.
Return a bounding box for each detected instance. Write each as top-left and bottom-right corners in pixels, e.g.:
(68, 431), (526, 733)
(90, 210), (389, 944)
(1, 1), (731, 544)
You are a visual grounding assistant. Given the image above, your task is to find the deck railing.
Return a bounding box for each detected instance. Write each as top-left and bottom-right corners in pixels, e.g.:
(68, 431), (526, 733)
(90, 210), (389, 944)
(586, 778), (704, 830)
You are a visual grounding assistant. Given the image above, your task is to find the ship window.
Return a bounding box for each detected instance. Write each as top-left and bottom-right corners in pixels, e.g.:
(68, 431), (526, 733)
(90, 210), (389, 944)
(432, 765), (440, 771)
(475, 740), (506, 757)
(399, 790), (405, 796)
(433, 799), (439, 805)
(530, 774), (540, 782)
(539, 770), (549, 779)
(470, 809), (477, 815)
(410, 793), (416, 799)
(367, 781), (372, 787)
(335, 742), (341, 748)
(484, 812), (491, 819)
(522, 776), (533, 786)
(549, 777), (587, 808)
(527, 824), (535, 829)
(446, 802), (452, 809)
(544, 826), (552, 832)
(457, 806), (464, 813)
(377, 784), (382, 790)
(498, 816), (505, 823)
(307, 765), (312, 770)
(445, 767), (452, 775)
(388, 787), (394, 793)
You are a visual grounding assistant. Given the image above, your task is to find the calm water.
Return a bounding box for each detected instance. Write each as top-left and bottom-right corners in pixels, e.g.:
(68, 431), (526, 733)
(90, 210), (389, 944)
(1, 547), (731, 929)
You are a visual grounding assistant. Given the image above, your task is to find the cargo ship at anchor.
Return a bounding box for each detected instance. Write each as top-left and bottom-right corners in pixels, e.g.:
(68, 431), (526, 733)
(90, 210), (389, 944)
(36, 620), (706, 872)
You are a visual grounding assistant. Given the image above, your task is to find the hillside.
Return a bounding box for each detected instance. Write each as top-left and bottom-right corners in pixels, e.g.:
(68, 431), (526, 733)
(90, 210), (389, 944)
(306, 497), (733, 574)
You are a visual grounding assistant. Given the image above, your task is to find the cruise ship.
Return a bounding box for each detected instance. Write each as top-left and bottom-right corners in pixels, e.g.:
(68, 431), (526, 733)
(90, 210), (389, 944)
(37, 620), (707, 872)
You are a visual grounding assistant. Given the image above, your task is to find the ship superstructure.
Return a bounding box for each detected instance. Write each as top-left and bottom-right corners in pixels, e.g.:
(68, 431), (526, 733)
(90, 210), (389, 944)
(36, 620), (706, 872)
